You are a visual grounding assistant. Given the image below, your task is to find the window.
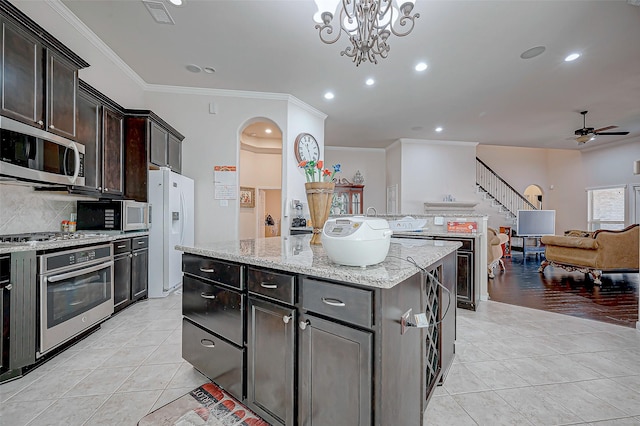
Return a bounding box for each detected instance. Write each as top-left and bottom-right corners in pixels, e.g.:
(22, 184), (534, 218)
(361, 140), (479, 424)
(587, 186), (626, 231)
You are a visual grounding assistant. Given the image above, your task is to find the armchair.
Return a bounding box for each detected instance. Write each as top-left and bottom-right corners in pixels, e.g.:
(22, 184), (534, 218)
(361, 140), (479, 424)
(487, 227), (509, 278)
(539, 224), (639, 285)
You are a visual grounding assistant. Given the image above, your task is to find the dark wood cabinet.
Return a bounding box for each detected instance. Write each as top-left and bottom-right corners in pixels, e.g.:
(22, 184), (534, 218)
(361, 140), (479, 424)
(76, 84), (102, 191)
(46, 50), (77, 139)
(124, 111), (184, 202)
(0, 3), (88, 136)
(298, 314), (372, 426)
(131, 237), (148, 301)
(113, 237), (147, 312)
(113, 250), (132, 312)
(0, 18), (43, 127)
(167, 133), (182, 173)
(102, 106), (124, 195)
(333, 178), (364, 215)
(433, 236), (477, 310)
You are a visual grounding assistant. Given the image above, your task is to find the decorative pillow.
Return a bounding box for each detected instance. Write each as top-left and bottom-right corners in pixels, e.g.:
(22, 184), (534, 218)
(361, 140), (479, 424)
(564, 230), (594, 238)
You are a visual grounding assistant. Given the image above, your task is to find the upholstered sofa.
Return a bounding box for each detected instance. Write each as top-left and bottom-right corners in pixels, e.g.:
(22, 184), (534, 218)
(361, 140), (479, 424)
(487, 227), (509, 278)
(538, 224), (639, 284)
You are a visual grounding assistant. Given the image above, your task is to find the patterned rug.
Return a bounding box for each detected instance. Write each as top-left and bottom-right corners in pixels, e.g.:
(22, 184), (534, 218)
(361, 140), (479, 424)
(139, 382), (270, 426)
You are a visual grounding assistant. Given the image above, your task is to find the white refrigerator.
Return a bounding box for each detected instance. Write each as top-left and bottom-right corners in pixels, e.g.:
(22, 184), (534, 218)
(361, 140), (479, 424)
(148, 168), (194, 298)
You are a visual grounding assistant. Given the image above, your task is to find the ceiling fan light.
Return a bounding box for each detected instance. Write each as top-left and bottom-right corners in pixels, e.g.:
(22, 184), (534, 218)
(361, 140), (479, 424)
(565, 53), (580, 62)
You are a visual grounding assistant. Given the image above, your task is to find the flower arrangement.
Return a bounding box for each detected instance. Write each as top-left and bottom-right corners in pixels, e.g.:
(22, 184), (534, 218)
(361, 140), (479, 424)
(299, 160), (341, 182)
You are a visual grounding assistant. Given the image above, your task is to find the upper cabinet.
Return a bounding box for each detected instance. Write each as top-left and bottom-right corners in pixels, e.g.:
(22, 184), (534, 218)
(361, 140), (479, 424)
(124, 111), (184, 202)
(333, 179), (364, 215)
(75, 80), (125, 198)
(0, 2), (89, 138)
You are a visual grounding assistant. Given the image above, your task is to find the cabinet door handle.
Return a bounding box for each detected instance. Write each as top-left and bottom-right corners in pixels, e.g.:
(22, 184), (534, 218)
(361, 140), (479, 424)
(322, 297), (346, 307)
(129, 254), (133, 258)
(117, 244), (126, 249)
(137, 241), (145, 244)
(133, 253), (138, 257)
(260, 282), (278, 289)
(37, 120), (43, 126)
(199, 267), (215, 273)
(49, 124), (55, 129)
(200, 339), (215, 348)
(200, 292), (216, 299)
(299, 319), (310, 330)
(283, 315), (292, 324)
(5, 284), (12, 290)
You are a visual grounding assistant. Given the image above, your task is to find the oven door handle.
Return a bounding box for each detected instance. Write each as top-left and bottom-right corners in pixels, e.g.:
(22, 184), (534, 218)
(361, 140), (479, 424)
(46, 261), (114, 283)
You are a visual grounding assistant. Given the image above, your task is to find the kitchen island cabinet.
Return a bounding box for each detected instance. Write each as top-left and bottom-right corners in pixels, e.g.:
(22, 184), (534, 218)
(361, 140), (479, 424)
(178, 235), (459, 426)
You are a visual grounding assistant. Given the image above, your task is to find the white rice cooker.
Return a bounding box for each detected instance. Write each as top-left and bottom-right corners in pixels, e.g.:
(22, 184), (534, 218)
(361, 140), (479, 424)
(322, 216), (393, 267)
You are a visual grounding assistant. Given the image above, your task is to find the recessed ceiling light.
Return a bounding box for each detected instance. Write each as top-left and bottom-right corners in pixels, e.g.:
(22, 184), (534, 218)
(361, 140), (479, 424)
(520, 46), (546, 60)
(435, 127), (443, 132)
(168, 0), (183, 5)
(324, 92), (335, 100)
(186, 64), (201, 73)
(365, 78), (375, 86)
(203, 66), (216, 74)
(564, 53), (580, 62)
(265, 128), (272, 134)
(415, 62), (428, 72)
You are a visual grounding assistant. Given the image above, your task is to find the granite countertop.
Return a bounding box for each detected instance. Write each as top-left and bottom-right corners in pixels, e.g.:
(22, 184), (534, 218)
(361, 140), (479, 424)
(0, 230), (149, 254)
(393, 231), (483, 238)
(177, 235), (461, 289)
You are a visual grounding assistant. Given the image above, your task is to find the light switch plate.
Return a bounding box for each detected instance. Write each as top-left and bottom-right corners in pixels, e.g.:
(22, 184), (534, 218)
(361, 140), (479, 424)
(434, 216), (444, 225)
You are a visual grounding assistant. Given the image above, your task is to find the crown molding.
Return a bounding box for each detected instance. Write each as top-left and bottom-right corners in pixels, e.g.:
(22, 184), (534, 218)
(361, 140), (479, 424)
(46, 0), (146, 88)
(240, 142), (282, 155)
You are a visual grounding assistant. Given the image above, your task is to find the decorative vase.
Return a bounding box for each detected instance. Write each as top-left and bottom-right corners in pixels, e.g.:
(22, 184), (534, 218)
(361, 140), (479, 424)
(305, 181), (335, 245)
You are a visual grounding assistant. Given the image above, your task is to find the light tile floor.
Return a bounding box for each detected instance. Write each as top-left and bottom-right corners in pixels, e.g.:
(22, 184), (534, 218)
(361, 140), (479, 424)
(1, 292), (639, 425)
(425, 300), (640, 426)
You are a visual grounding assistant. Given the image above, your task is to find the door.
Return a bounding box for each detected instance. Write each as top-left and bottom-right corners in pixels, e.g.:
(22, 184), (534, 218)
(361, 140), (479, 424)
(455, 251), (474, 309)
(149, 121), (168, 167)
(247, 298), (295, 426)
(46, 50), (77, 139)
(102, 106), (123, 195)
(168, 172), (194, 291)
(131, 249), (148, 300)
(113, 253), (131, 310)
(168, 133), (181, 173)
(0, 19), (43, 127)
(77, 88), (101, 191)
(298, 314), (372, 426)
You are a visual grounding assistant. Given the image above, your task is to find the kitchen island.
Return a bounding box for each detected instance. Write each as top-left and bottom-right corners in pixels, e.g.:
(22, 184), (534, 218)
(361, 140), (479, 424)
(177, 235), (460, 426)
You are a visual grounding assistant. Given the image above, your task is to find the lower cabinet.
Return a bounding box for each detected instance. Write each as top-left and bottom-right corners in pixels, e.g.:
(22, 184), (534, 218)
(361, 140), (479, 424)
(247, 298), (295, 426)
(112, 236), (148, 313)
(131, 244), (148, 301)
(298, 313), (372, 426)
(182, 252), (456, 426)
(433, 236), (476, 310)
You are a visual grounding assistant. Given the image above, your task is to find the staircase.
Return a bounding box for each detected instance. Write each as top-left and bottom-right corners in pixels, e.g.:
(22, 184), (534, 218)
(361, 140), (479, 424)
(476, 157), (536, 225)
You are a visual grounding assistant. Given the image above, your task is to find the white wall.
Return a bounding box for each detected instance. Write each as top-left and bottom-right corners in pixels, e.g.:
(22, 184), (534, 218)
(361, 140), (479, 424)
(385, 142), (402, 214)
(398, 139), (478, 214)
(14, 1), (144, 108)
(325, 147), (386, 214)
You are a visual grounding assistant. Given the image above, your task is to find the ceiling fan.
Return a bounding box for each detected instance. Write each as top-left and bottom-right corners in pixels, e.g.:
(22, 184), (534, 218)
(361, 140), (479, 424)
(573, 110), (629, 144)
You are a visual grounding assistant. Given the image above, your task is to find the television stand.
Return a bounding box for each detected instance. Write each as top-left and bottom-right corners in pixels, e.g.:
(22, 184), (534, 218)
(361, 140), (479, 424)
(510, 235), (545, 259)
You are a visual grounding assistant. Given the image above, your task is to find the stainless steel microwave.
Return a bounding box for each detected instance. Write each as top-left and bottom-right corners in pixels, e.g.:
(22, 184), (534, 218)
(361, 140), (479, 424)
(77, 200), (150, 231)
(0, 116), (85, 186)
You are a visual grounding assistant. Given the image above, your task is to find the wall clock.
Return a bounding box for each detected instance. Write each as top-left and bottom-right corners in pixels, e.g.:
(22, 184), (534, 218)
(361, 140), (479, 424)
(294, 132), (320, 163)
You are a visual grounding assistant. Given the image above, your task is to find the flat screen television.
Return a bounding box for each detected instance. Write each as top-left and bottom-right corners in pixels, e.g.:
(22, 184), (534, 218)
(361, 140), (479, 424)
(516, 210), (556, 236)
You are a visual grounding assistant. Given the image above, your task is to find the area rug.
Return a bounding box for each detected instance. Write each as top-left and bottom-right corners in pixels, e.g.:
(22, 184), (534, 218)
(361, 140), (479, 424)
(139, 382), (270, 426)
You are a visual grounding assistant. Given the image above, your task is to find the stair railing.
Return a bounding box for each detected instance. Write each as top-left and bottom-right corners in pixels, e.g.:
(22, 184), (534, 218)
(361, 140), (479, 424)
(476, 157), (536, 216)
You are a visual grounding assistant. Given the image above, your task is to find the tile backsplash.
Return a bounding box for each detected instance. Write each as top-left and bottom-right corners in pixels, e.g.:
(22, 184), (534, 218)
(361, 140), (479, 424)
(0, 183), (94, 235)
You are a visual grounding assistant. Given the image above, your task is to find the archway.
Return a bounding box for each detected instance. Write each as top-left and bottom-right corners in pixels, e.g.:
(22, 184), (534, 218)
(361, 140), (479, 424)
(238, 119), (283, 239)
(524, 184), (543, 209)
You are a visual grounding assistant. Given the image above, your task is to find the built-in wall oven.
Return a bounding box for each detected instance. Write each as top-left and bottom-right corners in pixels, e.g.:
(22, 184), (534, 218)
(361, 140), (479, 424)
(38, 244), (114, 356)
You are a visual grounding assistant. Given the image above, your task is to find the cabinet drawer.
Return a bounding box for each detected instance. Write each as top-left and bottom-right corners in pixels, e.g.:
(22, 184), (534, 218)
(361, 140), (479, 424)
(182, 319), (244, 401)
(113, 239), (131, 255)
(182, 275), (244, 346)
(247, 267), (294, 305)
(183, 254), (242, 290)
(132, 236), (148, 250)
(302, 279), (373, 329)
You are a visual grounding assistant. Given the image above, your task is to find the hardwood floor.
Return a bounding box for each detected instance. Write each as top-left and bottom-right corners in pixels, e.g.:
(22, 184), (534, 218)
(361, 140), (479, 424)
(488, 253), (639, 328)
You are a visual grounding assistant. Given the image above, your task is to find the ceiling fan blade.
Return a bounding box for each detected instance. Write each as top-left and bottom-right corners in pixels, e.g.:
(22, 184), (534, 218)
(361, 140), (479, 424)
(594, 125), (617, 132)
(595, 131), (630, 135)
